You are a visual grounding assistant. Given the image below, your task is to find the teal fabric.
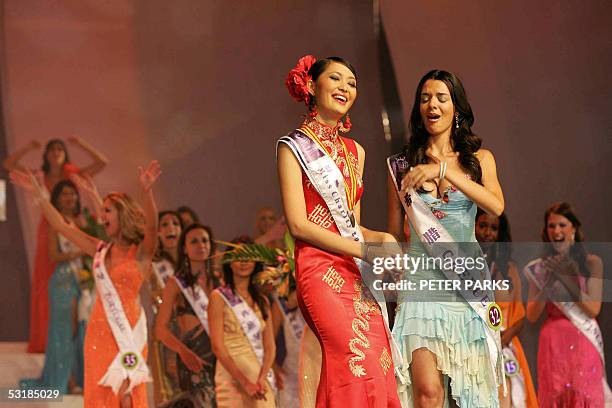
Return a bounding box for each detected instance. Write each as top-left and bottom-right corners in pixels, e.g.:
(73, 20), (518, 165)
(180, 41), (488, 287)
(20, 262), (82, 393)
(393, 188), (499, 407)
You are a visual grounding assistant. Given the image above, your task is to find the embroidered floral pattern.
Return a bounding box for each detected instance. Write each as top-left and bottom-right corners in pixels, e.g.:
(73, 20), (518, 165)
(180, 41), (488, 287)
(379, 348), (392, 375)
(348, 281), (381, 377)
(321, 266), (345, 293)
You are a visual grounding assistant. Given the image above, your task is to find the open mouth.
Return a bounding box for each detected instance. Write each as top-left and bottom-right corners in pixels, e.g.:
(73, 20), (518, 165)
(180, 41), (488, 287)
(427, 113), (441, 122)
(332, 94), (347, 105)
(165, 234), (177, 241)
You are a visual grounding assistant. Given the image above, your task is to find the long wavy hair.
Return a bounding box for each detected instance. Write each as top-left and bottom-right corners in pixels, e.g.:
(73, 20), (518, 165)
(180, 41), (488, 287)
(476, 208), (513, 288)
(222, 236), (268, 320)
(307, 56), (356, 113)
(104, 192), (145, 245)
(41, 139), (71, 174)
(50, 179), (81, 217)
(175, 223), (218, 291)
(402, 70), (482, 185)
(154, 210), (184, 267)
(541, 202), (589, 278)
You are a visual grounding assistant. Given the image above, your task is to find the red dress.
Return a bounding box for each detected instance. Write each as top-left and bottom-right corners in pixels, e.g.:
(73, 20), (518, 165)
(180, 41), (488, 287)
(293, 120), (400, 407)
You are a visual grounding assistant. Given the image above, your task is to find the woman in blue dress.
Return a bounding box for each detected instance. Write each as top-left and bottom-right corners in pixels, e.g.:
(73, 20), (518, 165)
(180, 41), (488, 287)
(387, 70), (505, 407)
(20, 180), (98, 393)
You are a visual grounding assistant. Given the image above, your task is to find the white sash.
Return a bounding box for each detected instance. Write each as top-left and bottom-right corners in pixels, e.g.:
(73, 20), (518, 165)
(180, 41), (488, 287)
(524, 258), (612, 404)
(93, 242), (151, 394)
(273, 294), (305, 342)
(278, 130), (403, 381)
(173, 275), (210, 334)
(387, 153), (504, 387)
(502, 345), (527, 408)
(152, 259), (174, 289)
(218, 286), (276, 390)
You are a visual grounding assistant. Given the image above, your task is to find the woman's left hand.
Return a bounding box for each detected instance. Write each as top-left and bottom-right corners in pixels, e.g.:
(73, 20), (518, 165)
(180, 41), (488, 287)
(400, 163), (439, 192)
(138, 160), (161, 192)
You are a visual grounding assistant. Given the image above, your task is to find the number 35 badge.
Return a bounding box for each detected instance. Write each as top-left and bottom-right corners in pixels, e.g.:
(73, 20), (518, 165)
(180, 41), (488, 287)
(122, 352), (139, 370)
(487, 303), (503, 331)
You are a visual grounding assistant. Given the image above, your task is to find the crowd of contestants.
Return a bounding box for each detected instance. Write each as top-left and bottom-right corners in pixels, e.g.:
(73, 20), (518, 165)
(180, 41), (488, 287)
(3, 62), (608, 408)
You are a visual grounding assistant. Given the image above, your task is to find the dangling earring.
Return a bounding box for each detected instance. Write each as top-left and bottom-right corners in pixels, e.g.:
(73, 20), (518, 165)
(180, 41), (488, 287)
(455, 113), (459, 129)
(339, 114), (352, 133)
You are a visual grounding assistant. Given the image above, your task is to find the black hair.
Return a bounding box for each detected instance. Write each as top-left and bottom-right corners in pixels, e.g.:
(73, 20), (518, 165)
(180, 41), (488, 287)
(402, 70), (482, 186)
(222, 235), (269, 320)
(307, 56), (357, 113)
(50, 179), (81, 216)
(476, 208), (513, 287)
(175, 223), (219, 291)
(42, 139), (70, 174)
(176, 205), (200, 225)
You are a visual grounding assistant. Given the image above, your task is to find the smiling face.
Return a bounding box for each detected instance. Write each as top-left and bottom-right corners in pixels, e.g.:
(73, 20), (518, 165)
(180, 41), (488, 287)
(309, 61), (357, 121)
(419, 79), (455, 136)
(184, 227), (211, 262)
(159, 213), (182, 251)
(546, 213), (576, 253)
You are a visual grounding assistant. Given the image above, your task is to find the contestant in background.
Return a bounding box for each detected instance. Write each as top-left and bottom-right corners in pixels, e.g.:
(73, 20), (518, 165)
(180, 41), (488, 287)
(20, 180), (99, 393)
(156, 223), (219, 406)
(278, 55), (400, 407)
(11, 160), (160, 407)
(387, 70), (504, 407)
(476, 209), (538, 408)
(3, 137), (107, 353)
(209, 237), (277, 407)
(526, 202), (609, 407)
(177, 205), (200, 228)
(148, 210), (183, 405)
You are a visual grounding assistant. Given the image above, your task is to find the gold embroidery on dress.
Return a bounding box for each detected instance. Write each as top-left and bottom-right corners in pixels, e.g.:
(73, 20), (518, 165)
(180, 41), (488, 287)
(308, 204), (334, 229)
(321, 266), (345, 293)
(348, 281), (381, 377)
(379, 348), (392, 375)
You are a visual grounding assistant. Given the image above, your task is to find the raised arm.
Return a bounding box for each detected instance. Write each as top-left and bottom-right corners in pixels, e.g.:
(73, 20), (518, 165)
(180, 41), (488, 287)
(67, 136), (108, 177)
(277, 143), (361, 258)
(209, 290), (266, 400)
(48, 229), (84, 263)
(10, 170), (99, 256)
(387, 172), (404, 242)
(3, 140), (40, 172)
(136, 161), (160, 272)
(70, 173), (103, 219)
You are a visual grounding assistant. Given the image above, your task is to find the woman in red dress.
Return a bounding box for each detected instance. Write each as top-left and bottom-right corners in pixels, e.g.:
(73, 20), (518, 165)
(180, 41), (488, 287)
(3, 137), (107, 352)
(277, 55), (401, 407)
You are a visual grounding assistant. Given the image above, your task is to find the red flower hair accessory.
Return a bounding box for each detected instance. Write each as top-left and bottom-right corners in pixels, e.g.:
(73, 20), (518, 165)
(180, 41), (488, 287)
(285, 55), (317, 104)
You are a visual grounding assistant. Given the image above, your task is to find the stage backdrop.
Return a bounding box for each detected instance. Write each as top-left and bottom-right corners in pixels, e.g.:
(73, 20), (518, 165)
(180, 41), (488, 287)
(0, 1), (390, 339)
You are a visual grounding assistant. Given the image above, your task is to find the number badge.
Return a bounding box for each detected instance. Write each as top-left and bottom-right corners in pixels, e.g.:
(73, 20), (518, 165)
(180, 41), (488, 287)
(121, 352), (138, 370)
(487, 303), (503, 331)
(504, 357), (520, 377)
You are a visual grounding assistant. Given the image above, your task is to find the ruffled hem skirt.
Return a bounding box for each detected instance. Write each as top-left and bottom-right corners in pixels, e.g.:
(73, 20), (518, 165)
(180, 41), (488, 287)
(392, 301), (500, 407)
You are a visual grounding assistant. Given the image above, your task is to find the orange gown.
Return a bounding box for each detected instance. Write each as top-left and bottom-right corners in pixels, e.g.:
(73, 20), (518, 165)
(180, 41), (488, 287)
(84, 244), (148, 407)
(497, 264), (538, 408)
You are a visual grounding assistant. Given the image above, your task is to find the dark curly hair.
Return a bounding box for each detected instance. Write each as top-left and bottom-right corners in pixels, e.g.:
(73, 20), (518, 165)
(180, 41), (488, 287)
(50, 179), (81, 216)
(222, 236), (269, 321)
(476, 208), (513, 289)
(402, 70), (482, 186)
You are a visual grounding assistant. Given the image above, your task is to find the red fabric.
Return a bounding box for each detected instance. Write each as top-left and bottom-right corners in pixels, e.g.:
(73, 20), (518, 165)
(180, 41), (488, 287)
(295, 134), (400, 407)
(26, 219), (56, 353)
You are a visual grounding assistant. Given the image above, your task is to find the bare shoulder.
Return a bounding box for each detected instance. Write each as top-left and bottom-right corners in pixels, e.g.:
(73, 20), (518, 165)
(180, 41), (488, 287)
(586, 254), (603, 276)
(475, 148), (495, 162)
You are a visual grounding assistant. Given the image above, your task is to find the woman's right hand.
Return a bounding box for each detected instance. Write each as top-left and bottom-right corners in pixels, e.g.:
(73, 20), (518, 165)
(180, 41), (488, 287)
(179, 348), (205, 373)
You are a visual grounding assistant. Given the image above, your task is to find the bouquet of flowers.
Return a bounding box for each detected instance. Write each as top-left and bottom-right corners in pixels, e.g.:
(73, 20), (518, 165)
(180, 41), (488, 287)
(220, 231), (296, 297)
